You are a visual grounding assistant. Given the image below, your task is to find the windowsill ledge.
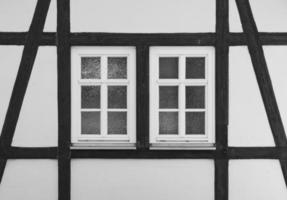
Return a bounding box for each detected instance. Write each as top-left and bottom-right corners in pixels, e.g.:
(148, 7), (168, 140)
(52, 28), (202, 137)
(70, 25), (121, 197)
(150, 143), (216, 150)
(71, 143), (136, 150)
(71, 143), (216, 150)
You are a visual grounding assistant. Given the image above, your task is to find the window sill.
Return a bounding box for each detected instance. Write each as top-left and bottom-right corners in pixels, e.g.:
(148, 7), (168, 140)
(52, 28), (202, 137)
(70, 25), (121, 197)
(150, 143), (215, 150)
(71, 143), (136, 150)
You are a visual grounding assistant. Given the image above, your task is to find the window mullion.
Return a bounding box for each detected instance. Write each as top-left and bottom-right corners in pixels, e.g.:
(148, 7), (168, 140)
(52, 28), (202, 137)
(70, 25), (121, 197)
(101, 56), (108, 136)
(179, 55), (185, 137)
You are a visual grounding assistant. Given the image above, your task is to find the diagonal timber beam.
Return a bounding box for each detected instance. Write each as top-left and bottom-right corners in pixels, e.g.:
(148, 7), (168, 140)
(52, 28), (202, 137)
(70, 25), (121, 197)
(0, 0), (51, 184)
(235, 0), (287, 147)
(235, 0), (287, 189)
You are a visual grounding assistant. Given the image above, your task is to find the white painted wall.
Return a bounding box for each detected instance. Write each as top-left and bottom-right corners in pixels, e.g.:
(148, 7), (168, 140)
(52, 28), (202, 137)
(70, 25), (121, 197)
(0, 160), (57, 200)
(0, 46), (58, 147)
(263, 46), (287, 138)
(230, 160), (287, 200)
(71, 159), (214, 200)
(229, 0), (243, 32)
(0, 0), (287, 200)
(70, 0), (215, 33)
(229, 47), (275, 146)
(12, 47), (58, 147)
(249, 0), (287, 32)
(0, 46), (23, 138)
(0, 0), (36, 32)
(229, 46), (287, 145)
(0, 0), (56, 32)
(229, 0), (287, 32)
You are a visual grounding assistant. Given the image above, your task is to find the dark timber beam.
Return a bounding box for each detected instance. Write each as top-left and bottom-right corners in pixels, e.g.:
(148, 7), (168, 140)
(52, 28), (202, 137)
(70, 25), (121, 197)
(235, 0), (287, 189)
(228, 147), (285, 159)
(0, 159), (6, 183)
(228, 33), (287, 46)
(71, 149), (216, 159)
(215, 0), (229, 200)
(1, 32), (287, 46)
(57, 0), (71, 199)
(5, 147), (58, 159)
(1, 147), (286, 159)
(70, 33), (216, 46)
(0, 0), (51, 184)
(136, 45), (150, 150)
(280, 159), (287, 187)
(70, 147), (287, 159)
(235, 0), (287, 148)
(0, 32), (56, 45)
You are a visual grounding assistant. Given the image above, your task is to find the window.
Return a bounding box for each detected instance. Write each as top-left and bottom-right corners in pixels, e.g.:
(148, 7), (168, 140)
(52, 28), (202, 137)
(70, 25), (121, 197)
(72, 46), (214, 149)
(72, 47), (136, 149)
(150, 47), (215, 149)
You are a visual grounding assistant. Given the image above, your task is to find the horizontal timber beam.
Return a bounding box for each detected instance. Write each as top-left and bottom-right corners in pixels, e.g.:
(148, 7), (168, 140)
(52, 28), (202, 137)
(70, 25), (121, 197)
(1, 32), (287, 46)
(0, 32), (56, 45)
(70, 33), (215, 46)
(228, 33), (287, 45)
(0, 146), (287, 159)
(5, 147), (58, 159)
(70, 147), (287, 159)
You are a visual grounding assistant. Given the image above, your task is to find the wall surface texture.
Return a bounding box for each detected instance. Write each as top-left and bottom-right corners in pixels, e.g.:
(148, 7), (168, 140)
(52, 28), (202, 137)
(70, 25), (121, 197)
(0, 0), (287, 200)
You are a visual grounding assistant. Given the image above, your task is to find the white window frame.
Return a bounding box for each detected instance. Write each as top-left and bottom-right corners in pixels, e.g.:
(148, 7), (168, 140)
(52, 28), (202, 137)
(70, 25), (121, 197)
(71, 47), (136, 149)
(149, 47), (215, 149)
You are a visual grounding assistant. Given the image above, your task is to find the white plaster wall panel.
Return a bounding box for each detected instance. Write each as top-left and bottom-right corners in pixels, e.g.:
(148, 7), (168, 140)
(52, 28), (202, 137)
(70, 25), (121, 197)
(0, 46), (23, 137)
(264, 46), (287, 137)
(71, 159), (214, 200)
(249, 0), (287, 32)
(12, 47), (58, 147)
(229, 47), (275, 146)
(229, 0), (243, 32)
(0, 160), (57, 200)
(70, 0), (215, 33)
(0, 0), (37, 31)
(229, 160), (287, 200)
(43, 0), (56, 32)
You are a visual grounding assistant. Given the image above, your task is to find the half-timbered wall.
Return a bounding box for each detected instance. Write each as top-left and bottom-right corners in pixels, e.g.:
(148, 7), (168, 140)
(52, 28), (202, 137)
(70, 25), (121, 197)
(0, 0), (287, 200)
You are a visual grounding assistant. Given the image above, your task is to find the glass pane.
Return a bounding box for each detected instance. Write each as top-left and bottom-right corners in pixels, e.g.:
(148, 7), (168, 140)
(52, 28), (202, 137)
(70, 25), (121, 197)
(81, 86), (100, 108)
(186, 112), (205, 134)
(108, 86), (127, 108)
(159, 112), (178, 135)
(81, 112), (100, 134)
(186, 86), (205, 108)
(108, 57), (127, 79)
(186, 57), (205, 79)
(81, 57), (101, 79)
(159, 86), (178, 109)
(159, 57), (178, 79)
(108, 112), (127, 135)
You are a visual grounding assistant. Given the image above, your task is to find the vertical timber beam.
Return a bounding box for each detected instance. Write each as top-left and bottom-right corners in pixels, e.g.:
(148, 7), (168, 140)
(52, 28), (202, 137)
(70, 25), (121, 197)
(57, 0), (71, 199)
(136, 45), (150, 150)
(235, 0), (287, 188)
(0, 0), (51, 184)
(215, 0), (229, 200)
